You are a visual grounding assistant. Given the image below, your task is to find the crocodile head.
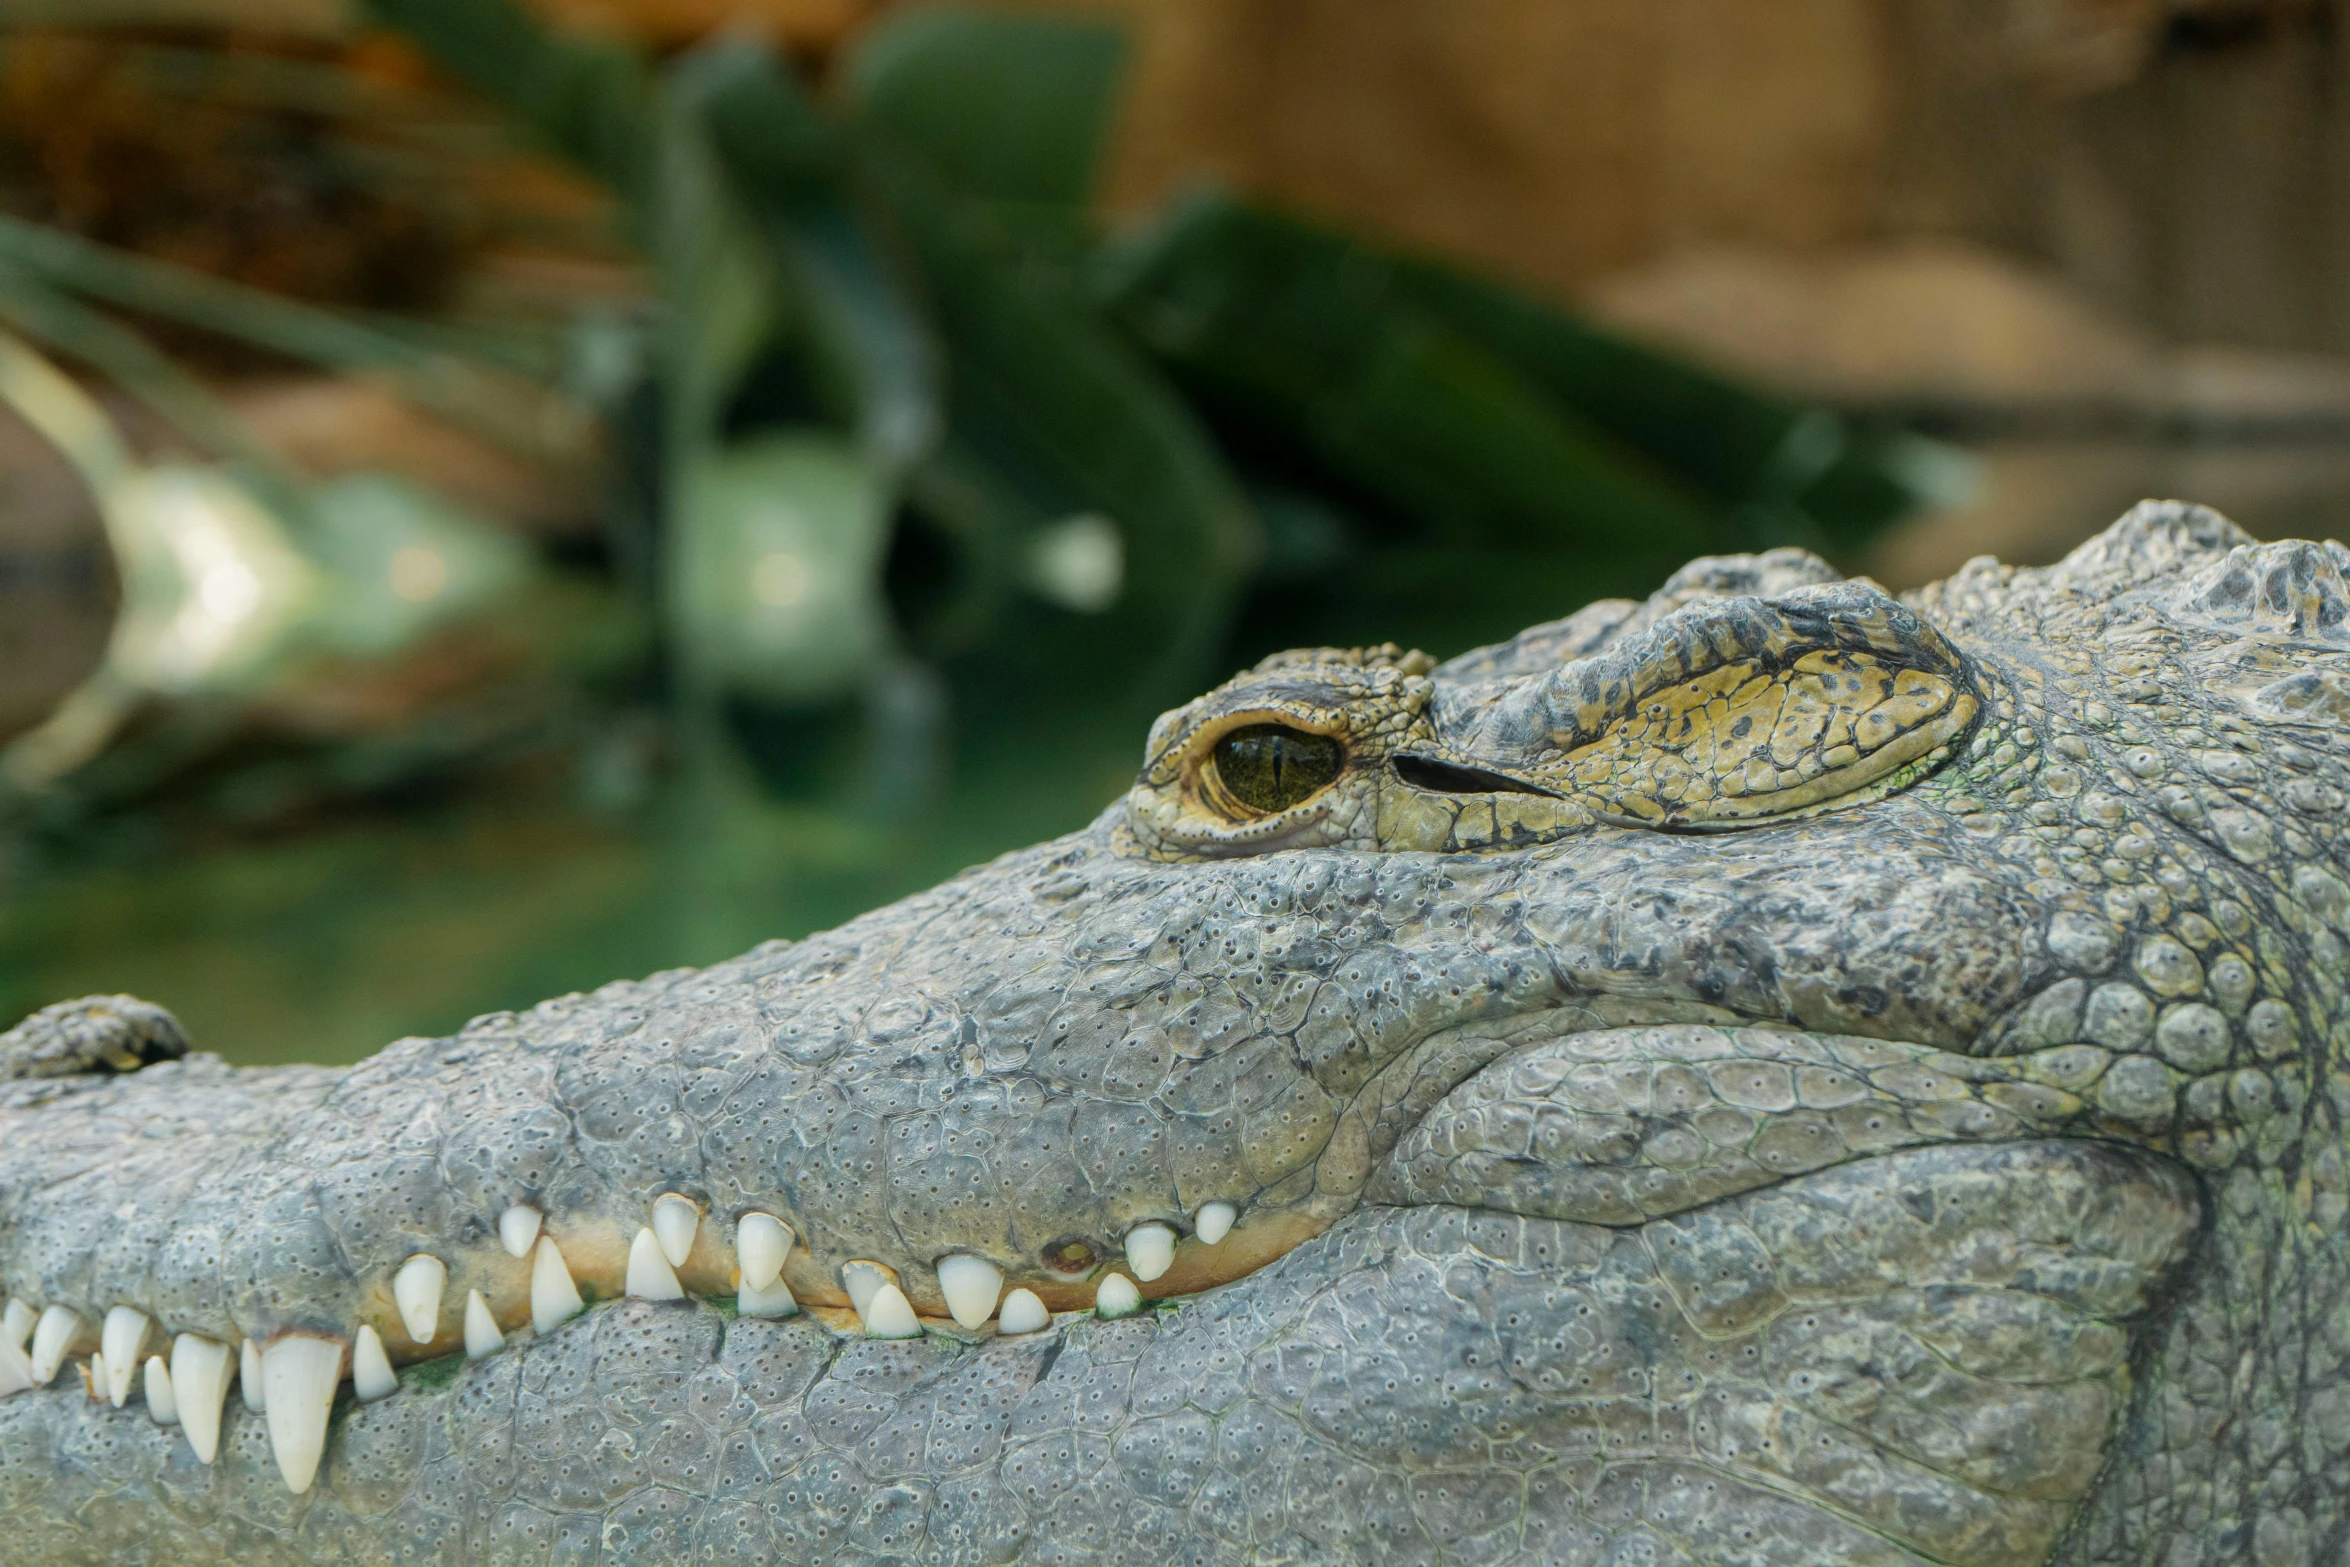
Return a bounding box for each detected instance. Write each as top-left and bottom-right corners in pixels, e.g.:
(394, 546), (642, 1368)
(0, 500), (2341, 1566)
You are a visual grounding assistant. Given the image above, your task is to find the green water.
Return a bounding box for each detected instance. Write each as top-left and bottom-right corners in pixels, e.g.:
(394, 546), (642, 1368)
(0, 714), (1143, 1069)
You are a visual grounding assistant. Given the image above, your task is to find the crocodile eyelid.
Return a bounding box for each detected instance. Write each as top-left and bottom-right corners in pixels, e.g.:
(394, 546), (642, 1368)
(1447, 583), (1985, 832)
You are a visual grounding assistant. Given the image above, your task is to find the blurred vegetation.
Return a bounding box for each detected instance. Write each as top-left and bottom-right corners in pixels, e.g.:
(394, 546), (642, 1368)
(0, 2), (1955, 1062)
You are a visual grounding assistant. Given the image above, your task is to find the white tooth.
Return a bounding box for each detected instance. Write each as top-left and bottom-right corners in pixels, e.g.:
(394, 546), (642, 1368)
(144, 1356), (177, 1423)
(841, 1259), (893, 1317)
(240, 1338), (266, 1411)
(1095, 1273), (1142, 1318)
(2, 1299), (33, 1350)
(0, 1324), (35, 1395)
(935, 1255), (1003, 1330)
(1124, 1223), (1177, 1283)
(737, 1274), (798, 1319)
(393, 1255), (446, 1346)
(859, 1284), (920, 1339)
(497, 1205), (543, 1259)
(84, 1350), (106, 1401)
(172, 1335), (233, 1462)
(625, 1228), (684, 1301)
(261, 1335), (343, 1494)
(531, 1237), (584, 1334)
(1194, 1201), (1237, 1246)
(651, 1195), (699, 1269)
(29, 1306), (81, 1385)
(463, 1290), (504, 1359)
(737, 1213), (793, 1292)
(101, 1307), (150, 1407)
(352, 1325), (397, 1402)
(997, 1288), (1049, 1335)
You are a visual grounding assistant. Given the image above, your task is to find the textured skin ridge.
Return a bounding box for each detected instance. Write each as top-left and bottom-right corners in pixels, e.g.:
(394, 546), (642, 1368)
(0, 499), (2343, 1563)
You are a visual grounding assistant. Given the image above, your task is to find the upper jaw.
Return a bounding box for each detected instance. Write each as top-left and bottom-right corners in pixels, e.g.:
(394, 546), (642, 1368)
(0, 787), (2044, 1494)
(6, 793), (2031, 1275)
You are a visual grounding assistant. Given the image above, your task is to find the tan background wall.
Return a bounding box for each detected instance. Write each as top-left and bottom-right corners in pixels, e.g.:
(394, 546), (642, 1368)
(28, 0), (2328, 355)
(1080, 0), (2344, 355)
(1101, 0), (1894, 296)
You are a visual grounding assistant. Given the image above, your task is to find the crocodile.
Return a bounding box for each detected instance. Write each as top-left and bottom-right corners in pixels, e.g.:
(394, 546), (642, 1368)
(0, 499), (2342, 1566)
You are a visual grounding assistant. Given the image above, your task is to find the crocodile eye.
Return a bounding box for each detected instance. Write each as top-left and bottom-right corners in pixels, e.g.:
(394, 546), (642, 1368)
(1211, 724), (1343, 813)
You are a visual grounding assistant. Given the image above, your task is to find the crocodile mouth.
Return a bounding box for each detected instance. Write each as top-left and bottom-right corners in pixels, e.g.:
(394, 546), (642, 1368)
(0, 987), (2170, 1503)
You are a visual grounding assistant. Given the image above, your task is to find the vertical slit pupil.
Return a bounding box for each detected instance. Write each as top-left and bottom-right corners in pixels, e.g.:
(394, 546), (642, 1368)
(1213, 724), (1343, 812)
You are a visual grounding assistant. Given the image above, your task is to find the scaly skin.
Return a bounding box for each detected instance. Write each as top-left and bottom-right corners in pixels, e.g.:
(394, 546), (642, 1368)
(0, 500), (2341, 1565)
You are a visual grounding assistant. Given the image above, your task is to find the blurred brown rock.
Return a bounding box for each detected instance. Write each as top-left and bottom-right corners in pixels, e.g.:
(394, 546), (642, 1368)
(1583, 240), (2160, 408)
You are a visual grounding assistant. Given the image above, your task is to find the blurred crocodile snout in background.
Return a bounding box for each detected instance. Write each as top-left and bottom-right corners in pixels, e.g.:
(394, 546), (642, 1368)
(0, 500), (2344, 1566)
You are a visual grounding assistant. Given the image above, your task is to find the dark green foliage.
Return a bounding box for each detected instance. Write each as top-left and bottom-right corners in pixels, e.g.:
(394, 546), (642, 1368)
(845, 7), (1127, 214)
(359, 0), (1948, 727)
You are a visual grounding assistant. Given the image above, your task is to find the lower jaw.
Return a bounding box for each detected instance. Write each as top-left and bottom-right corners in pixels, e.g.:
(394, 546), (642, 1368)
(0, 1138), (2199, 1560)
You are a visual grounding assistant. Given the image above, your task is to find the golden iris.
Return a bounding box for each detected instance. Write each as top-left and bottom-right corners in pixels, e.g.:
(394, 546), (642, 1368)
(1212, 724), (1343, 813)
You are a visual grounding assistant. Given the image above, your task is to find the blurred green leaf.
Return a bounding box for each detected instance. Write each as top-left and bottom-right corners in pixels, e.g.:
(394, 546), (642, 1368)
(885, 162), (1259, 690)
(1097, 193), (1720, 564)
(683, 40), (941, 477)
(0, 216), (592, 467)
(305, 474), (534, 661)
(649, 58), (779, 450)
(0, 264), (310, 516)
(1103, 193), (1949, 561)
(1376, 249), (1826, 505)
(1376, 246), (1950, 551)
(836, 9), (1259, 691)
(649, 64), (903, 712)
(845, 6), (1127, 214)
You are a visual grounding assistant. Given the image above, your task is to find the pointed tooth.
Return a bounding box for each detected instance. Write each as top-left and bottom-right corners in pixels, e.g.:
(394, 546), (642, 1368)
(352, 1325), (397, 1402)
(260, 1335), (342, 1494)
(997, 1288), (1049, 1336)
(651, 1195), (699, 1269)
(1095, 1273), (1142, 1318)
(240, 1338), (265, 1411)
(83, 1351), (106, 1402)
(737, 1273), (798, 1319)
(29, 1306), (81, 1385)
(463, 1290), (505, 1359)
(1123, 1223), (1177, 1283)
(0, 1323), (35, 1395)
(497, 1205), (543, 1259)
(840, 1259), (893, 1317)
(172, 1335), (232, 1463)
(531, 1237), (584, 1334)
(736, 1213), (793, 1292)
(935, 1255), (1004, 1330)
(392, 1255), (446, 1345)
(101, 1307), (149, 1407)
(2, 1299), (33, 1350)
(859, 1284), (920, 1339)
(1193, 1201), (1237, 1246)
(144, 1356), (177, 1423)
(625, 1227), (684, 1300)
